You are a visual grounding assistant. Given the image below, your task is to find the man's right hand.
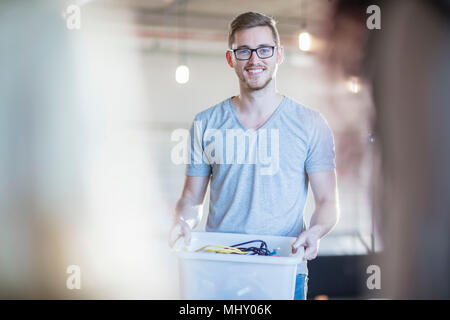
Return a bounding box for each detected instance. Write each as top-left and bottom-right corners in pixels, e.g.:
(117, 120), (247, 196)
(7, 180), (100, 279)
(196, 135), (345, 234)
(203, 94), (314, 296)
(169, 218), (192, 248)
(169, 176), (210, 248)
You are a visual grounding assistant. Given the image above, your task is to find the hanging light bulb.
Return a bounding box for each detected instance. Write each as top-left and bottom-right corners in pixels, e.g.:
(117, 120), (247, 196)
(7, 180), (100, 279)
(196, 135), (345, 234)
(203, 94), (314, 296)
(175, 65), (189, 84)
(298, 31), (311, 52)
(175, 1), (189, 85)
(347, 76), (361, 93)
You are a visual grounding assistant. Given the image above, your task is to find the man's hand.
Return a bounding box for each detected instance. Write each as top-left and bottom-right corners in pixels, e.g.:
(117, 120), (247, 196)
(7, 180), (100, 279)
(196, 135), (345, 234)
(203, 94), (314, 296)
(168, 218), (192, 248)
(168, 176), (210, 248)
(292, 228), (321, 261)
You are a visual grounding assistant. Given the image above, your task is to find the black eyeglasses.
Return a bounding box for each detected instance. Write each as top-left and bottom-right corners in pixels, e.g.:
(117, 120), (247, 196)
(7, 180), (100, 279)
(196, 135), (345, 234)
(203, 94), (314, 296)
(229, 46), (277, 61)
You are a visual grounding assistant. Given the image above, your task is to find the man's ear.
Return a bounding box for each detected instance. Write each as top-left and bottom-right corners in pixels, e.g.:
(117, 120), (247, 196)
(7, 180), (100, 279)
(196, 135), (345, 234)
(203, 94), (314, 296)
(226, 51), (234, 68)
(277, 46), (284, 65)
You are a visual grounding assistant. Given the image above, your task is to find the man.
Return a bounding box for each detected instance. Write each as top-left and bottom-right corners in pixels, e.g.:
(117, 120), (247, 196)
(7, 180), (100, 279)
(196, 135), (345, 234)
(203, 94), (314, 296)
(169, 12), (340, 300)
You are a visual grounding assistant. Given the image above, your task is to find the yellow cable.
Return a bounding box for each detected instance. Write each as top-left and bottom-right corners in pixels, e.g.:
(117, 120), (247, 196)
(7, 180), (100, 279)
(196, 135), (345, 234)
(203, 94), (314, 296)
(195, 245), (247, 255)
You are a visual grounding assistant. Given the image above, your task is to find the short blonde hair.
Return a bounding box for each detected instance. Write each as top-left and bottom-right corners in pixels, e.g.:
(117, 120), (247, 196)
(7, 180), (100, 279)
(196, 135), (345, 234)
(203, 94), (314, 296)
(228, 12), (280, 49)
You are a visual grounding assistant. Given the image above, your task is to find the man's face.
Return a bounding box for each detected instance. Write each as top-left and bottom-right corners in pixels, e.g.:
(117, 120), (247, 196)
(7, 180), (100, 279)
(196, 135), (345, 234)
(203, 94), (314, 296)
(227, 26), (283, 91)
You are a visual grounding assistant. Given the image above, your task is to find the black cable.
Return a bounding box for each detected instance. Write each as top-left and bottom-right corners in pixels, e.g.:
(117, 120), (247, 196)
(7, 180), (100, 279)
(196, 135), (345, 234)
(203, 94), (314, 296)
(230, 240), (271, 256)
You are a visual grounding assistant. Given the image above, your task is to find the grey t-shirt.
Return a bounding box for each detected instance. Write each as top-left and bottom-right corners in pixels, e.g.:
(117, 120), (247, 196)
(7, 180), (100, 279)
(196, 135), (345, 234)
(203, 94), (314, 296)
(186, 95), (336, 274)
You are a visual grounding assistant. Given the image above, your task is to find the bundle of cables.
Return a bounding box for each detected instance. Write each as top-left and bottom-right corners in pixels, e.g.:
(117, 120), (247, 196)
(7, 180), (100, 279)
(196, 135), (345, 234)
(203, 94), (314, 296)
(196, 240), (276, 256)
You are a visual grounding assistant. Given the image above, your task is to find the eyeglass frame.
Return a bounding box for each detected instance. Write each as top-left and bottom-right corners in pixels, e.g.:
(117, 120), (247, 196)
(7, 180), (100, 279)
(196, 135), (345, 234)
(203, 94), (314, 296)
(228, 46), (278, 61)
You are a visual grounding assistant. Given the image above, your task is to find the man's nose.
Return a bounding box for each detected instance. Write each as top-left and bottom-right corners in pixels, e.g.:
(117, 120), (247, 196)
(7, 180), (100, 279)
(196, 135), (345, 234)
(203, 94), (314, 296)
(248, 50), (261, 64)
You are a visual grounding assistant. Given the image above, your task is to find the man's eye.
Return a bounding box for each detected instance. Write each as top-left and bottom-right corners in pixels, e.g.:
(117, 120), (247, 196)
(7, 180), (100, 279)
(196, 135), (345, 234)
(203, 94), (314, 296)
(259, 47), (271, 54)
(237, 49), (250, 54)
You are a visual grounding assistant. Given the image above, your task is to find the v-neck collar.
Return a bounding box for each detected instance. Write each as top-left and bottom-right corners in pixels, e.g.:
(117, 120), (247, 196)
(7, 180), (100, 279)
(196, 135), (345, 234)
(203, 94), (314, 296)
(228, 95), (286, 131)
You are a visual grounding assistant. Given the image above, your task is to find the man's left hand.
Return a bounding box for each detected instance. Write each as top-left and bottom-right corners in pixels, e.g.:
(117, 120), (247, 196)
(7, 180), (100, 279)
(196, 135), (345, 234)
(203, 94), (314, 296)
(292, 228), (321, 261)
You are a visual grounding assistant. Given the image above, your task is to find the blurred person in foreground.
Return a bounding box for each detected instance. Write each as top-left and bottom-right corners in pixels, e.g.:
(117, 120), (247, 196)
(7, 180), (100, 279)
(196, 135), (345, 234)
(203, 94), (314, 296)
(0, 0), (174, 299)
(169, 12), (340, 300)
(323, 0), (450, 299)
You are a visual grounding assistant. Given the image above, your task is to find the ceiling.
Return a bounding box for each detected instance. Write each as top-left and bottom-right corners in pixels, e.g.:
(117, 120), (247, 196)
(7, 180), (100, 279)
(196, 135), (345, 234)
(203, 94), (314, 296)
(95, 0), (337, 48)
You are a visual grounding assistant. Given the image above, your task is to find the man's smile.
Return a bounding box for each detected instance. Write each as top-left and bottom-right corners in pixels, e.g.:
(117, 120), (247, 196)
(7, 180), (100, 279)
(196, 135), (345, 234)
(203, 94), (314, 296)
(245, 67), (265, 76)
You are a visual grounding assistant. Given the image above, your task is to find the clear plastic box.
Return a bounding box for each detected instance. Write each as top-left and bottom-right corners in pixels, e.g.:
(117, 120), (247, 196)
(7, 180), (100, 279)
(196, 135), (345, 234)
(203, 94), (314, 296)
(175, 231), (304, 300)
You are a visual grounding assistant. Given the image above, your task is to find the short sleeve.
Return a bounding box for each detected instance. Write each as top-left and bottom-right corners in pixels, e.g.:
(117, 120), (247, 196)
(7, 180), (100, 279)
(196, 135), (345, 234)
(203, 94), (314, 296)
(185, 116), (212, 177)
(305, 111), (336, 174)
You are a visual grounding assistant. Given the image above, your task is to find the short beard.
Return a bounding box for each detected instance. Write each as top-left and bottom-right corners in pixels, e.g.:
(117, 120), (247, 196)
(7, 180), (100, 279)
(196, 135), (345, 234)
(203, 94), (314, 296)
(246, 76), (272, 91)
(238, 65), (277, 91)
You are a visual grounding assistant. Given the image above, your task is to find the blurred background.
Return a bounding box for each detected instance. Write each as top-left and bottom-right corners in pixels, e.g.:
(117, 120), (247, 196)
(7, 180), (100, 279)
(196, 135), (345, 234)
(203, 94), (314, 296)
(0, 0), (448, 299)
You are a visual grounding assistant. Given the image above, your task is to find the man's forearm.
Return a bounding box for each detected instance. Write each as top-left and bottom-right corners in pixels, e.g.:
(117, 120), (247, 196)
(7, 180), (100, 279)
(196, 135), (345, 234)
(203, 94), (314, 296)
(307, 199), (340, 239)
